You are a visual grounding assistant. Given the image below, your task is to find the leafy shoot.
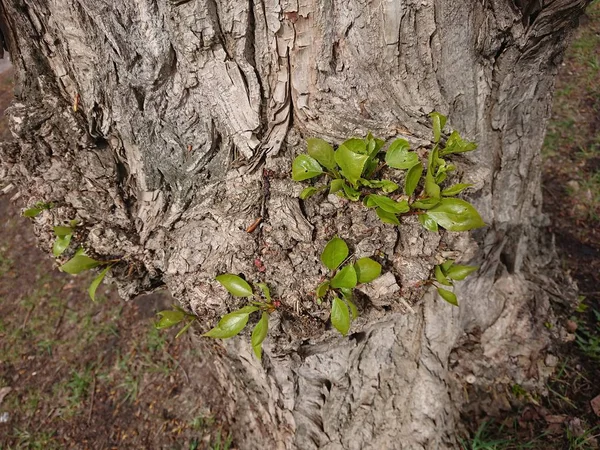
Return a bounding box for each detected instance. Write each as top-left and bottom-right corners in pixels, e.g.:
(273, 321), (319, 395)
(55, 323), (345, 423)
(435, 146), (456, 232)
(318, 236), (382, 336)
(291, 113), (484, 232)
(430, 259), (479, 306)
(203, 275), (280, 360)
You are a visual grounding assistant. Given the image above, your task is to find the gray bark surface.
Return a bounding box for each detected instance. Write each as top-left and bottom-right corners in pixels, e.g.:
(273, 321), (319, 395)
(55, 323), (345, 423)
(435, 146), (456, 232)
(0, 0), (587, 448)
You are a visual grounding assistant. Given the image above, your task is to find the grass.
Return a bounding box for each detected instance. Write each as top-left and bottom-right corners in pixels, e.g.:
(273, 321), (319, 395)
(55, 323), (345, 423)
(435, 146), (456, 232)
(578, 172), (600, 221)
(210, 431), (233, 450)
(0, 248), (12, 276)
(566, 425), (600, 450)
(9, 429), (59, 450)
(459, 421), (544, 450)
(66, 367), (93, 406)
(574, 307), (600, 360)
(146, 325), (168, 353)
(0, 249), (228, 447)
(459, 421), (514, 450)
(190, 414), (216, 431)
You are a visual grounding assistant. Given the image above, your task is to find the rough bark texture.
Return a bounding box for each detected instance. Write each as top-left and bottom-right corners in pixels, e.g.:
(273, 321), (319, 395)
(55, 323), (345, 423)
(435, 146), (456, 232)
(0, 0), (588, 448)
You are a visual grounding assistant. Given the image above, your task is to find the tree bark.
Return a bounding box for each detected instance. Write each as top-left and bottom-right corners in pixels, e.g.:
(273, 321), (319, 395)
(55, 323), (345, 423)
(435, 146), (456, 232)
(0, 0), (588, 448)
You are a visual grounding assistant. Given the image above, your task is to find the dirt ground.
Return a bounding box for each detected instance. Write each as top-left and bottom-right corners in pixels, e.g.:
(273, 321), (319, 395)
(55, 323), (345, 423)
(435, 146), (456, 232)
(1, 4), (600, 449)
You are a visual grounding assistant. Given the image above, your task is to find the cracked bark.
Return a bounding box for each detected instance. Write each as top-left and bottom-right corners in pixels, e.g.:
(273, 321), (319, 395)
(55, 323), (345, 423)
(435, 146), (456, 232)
(0, 0), (588, 448)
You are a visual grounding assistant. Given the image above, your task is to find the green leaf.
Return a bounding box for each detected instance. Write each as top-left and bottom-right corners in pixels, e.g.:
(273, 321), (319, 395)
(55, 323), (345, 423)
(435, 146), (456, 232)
(255, 282), (271, 301)
(429, 111), (447, 143)
(88, 265), (112, 302)
(434, 160), (454, 185)
(330, 179), (345, 194)
(441, 130), (477, 155)
(364, 194), (409, 214)
(251, 312), (269, 360)
(330, 265), (358, 289)
(342, 182), (361, 201)
(411, 197), (441, 210)
(362, 159), (379, 179)
(340, 138), (367, 154)
(442, 183), (473, 197)
(335, 144), (369, 185)
(380, 180), (399, 193)
(376, 207), (401, 225)
(300, 186), (320, 200)
(216, 274), (254, 298)
(53, 226), (72, 237)
(53, 234), (73, 257)
(446, 265), (478, 281)
(347, 298), (359, 320)
(292, 155), (324, 181)
(316, 281), (330, 299)
(23, 208), (43, 218)
(203, 306), (260, 339)
(386, 138), (410, 153)
(425, 148), (441, 199)
(354, 257), (382, 284)
(441, 259), (454, 273)
(331, 297), (351, 336)
(321, 237), (349, 270)
(418, 214), (438, 232)
(366, 133), (385, 158)
(405, 163), (423, 196)
(437, 287), (458, 306)
(59, 254), (103, 274)
(425, 198), (486, 232)
(373, 138), (385, 154)
(434, 265), (452, 286)
(361, 179), (399, 193)
(155, 310), (186, 329)
(307, 138), (336, 170)
(340, 287), (353, 301)
(23, 202), (53, 218)
(385, 139), (419, 169)
(366, 134), (376, 154)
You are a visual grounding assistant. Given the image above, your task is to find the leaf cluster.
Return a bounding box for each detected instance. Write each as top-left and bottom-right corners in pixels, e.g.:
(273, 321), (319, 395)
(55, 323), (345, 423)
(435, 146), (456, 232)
(155, 306), (197, 339)
(58, 246), (115, 302)
(23, 203), (118, 301)
(52, 219), (79, 257)
(203, 275), (277, 360)
(317, 237), (382, 336)
(431, 259), (478, 306)
(22, 201), (54, 218)
(292, 112), (485, 233)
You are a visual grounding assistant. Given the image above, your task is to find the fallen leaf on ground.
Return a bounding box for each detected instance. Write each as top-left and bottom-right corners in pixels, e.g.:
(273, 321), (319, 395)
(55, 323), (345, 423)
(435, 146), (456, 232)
(544, 414), (568, 424)
(0, 386), (12, 405)
(591, 394), (600, 417)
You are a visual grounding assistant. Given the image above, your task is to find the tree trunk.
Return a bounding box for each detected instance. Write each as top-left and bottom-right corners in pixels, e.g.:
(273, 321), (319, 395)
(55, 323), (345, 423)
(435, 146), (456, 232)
(0, 0), (588, 448)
